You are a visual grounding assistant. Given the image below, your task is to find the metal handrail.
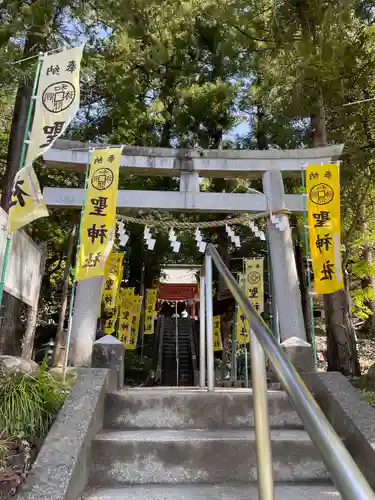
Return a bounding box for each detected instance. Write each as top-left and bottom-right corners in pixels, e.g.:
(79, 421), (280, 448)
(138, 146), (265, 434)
(201, 243), (375, 500)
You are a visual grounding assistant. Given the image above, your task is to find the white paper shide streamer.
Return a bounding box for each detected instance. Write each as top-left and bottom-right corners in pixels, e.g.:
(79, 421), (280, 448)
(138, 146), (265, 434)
(269, 213), (286, 232)
(195, 228), (207, 253)
(225, 224), (241, 248)
(144, 226), (156, 250)
(117, 220), (129, 247)
(169, 228), (181, 253)
(248, 220), (266, 240)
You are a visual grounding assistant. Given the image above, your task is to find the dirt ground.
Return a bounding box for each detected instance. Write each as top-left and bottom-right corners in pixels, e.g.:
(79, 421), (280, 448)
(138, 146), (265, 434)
(315, 334), (375, 374)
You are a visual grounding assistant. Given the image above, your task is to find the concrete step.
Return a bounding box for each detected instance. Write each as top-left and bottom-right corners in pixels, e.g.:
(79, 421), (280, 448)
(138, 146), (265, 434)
(103, 388), (303, 430)
(81, 484), (340, 499)
(89, 429), (328, 485)
(163, 347), (190, 351)
(164, 334), (190, 338)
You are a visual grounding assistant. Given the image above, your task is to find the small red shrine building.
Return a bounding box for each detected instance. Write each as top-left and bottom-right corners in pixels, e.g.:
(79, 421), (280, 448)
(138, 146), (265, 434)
(158, 265), (200, 317)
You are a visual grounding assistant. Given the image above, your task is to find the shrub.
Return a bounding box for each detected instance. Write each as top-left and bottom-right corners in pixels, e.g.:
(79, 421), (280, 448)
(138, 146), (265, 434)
(0, 361), (71, 440)
(124, 351), (152, 386)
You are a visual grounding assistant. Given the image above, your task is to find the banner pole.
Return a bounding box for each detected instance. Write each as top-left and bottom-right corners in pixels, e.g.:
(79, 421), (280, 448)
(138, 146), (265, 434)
(0, 54), (44, 310)
(62, 145), (92, 381)
(301, 163), (318, 370)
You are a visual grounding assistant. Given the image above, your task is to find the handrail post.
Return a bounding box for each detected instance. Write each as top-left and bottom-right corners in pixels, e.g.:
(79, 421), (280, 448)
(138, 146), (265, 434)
(205, 254), (215, 392)
(250, 329), (274, 499)
(199, 275), (206, 388)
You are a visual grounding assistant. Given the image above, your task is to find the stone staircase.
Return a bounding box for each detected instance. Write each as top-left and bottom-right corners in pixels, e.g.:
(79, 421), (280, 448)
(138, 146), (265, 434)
(161, 319), (194, 386)
(80, 388), (340, 499)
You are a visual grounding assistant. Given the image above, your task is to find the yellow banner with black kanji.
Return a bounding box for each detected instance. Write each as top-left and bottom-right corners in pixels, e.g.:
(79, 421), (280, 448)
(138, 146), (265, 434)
(236, 274), (250, 343)
(144, 289), (158, 335)
(306, 163), (343, 295)
(104, 306), (118, 335)
(76, 148), (121, 281)
(101, 253), (124, 311)
(213, 315), (223, 351)
(8, 166), (49, 232)
(125, 295), (143, 350)
(118, 288), (135, 343)
(244, 258), (264, 313)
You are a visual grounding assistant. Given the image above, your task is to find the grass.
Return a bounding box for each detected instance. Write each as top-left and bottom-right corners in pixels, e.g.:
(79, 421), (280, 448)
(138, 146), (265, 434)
(352, 374), (375, 408)
(0, 360), (72, 440)
(362, 390), (375, 406)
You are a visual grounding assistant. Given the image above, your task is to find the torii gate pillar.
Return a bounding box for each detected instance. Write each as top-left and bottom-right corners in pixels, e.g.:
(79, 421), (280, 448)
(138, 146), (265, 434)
(68, 276), (103, 366)
(263, 170), (306, 341)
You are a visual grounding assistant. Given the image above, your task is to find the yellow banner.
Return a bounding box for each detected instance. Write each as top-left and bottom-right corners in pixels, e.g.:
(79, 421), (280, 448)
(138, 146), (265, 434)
(236, 274), (250, 343)
(125, 295), (143, 350)
(306, 163), (343, 294)
(25, 46), (84, 166)
(76, 148), (121, 281)
(119, 287), (135, 305)
(102, 253), (124, 311)
(8, 166), (49, 232)
(105, 307), (118, 335)
(118, 288), (135, 343)
(144, 289), (158, 335)
(213, 315), (223, 351)
(244, 258), (264, 313)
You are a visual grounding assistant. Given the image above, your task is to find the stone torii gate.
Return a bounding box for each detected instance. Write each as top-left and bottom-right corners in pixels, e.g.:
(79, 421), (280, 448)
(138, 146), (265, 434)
(43, 140), (344, 366)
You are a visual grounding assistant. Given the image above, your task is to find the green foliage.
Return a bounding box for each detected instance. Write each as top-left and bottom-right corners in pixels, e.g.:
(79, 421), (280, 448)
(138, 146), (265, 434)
(351, 287), (375, 320)
(124, 352), (152, 386)
(351, 261), (375, 281)
(0, 362), (71, 439)
(362, 390), (375, 406)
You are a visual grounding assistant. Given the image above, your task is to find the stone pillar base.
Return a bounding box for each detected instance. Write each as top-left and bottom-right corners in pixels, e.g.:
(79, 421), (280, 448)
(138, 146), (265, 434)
(268, 337), (314, 382)
(92, 335), (124, 389)
(281, 336), (314, 374)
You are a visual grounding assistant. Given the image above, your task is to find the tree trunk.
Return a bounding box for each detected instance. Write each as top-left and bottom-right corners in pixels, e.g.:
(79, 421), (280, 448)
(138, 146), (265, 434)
(360, 207), (375, 337)
(324, 289), (360, 375)
(0, 14), (53, 354)
(1, 29), (49, 210)
(255, 105), (268, 150)
(0, 294), (26, 355)
(52, 219), (78, 366)
(363, 241), (375, 337)
(311, 97), (360, 375)
(1, 76), (31, 209)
